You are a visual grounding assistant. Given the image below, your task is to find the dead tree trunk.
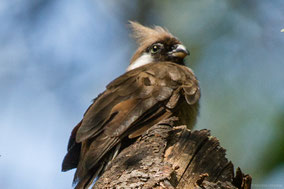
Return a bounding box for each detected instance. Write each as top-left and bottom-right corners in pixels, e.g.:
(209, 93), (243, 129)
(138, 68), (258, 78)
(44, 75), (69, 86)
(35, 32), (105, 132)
(93, 117), (252, 189)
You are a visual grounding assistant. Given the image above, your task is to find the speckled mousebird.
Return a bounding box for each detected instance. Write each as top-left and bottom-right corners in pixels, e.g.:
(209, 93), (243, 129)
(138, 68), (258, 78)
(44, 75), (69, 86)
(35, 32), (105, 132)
(62, 21), (200, 189)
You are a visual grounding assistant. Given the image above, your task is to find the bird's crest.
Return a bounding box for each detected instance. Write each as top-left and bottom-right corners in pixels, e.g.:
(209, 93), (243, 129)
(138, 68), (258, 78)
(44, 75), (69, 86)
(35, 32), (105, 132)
(129, 21), (174, 47)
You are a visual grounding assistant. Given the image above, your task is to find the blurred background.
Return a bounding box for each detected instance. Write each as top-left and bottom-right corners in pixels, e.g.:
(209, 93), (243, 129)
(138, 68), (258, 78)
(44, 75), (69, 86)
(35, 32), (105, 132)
(0, 0), (283, 188)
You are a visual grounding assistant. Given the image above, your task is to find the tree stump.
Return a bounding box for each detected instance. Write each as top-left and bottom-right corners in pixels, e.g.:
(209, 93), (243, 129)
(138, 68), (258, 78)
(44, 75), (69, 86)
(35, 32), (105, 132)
(93, 117), (252, 189)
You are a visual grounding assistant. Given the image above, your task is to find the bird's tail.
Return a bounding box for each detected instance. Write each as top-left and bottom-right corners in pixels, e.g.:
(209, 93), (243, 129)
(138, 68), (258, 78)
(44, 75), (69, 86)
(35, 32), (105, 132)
(73, 143), (122, 189)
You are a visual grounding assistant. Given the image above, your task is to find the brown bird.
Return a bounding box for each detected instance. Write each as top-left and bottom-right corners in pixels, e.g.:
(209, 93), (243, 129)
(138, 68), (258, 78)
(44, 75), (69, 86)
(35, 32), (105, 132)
(62, 21), (200, 189)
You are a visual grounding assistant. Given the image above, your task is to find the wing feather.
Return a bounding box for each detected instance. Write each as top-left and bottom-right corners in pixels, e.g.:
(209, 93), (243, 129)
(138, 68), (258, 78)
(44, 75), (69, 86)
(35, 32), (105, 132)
(68, 62), (200, 186)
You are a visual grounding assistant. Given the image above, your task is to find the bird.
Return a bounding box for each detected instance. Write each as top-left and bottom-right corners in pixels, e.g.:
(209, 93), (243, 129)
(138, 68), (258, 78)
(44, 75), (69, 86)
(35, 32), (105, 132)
(62, 21), (200, 189)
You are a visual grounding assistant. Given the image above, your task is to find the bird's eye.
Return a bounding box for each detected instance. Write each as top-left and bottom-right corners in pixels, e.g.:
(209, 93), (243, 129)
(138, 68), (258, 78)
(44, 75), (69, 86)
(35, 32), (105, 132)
(150, 45), (160, 54)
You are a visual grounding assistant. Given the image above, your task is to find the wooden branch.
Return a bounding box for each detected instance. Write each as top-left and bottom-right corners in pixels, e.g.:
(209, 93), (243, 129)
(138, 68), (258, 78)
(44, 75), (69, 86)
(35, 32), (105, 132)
(93, 117), (252, 189)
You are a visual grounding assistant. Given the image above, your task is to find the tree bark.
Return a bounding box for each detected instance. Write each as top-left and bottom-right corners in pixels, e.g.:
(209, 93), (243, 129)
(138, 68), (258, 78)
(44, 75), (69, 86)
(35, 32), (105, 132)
(93, 117), (252, 189)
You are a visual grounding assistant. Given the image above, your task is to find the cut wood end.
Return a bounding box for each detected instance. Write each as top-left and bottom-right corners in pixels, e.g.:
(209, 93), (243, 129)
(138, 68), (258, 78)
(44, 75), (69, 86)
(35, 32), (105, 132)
(93, 117), (252, 189)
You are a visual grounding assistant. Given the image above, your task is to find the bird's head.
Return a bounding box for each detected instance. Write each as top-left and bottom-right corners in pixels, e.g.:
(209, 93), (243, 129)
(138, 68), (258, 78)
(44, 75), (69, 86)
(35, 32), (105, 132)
(127, 21), (189, 71)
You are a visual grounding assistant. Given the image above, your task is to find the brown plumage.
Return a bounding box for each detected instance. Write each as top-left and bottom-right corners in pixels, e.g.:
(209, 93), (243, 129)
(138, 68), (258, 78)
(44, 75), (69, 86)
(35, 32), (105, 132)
(62, 21), (200, 189)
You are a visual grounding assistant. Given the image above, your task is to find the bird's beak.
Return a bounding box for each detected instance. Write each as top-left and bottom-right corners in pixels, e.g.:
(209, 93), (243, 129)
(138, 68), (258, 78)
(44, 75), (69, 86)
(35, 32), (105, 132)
(169, 44), (189, 59)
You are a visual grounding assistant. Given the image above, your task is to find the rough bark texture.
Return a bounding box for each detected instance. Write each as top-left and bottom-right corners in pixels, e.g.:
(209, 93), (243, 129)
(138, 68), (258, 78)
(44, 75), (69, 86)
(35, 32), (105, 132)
(93, 117), (252, 189)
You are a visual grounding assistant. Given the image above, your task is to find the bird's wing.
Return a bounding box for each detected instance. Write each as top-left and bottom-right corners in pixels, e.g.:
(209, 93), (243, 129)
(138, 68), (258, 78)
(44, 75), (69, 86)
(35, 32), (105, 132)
(76, 65), (178, 143)
(62, 93), (105, 172)
(66, 63), (200, 184)
(62, 121), (82, 171)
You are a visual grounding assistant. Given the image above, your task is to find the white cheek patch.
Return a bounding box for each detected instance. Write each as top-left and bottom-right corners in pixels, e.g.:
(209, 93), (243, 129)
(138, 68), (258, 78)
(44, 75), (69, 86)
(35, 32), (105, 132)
(127, 53), (153, 71)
